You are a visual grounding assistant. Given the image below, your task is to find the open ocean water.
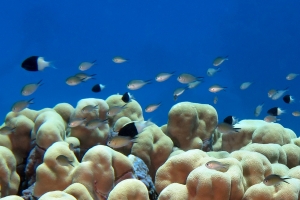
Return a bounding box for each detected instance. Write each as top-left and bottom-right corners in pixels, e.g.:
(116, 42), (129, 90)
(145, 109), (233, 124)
(1, 1), (300, 134)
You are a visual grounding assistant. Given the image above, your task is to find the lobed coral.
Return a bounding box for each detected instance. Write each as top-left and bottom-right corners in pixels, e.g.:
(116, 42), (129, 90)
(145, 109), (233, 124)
(1, 98), (300, 200)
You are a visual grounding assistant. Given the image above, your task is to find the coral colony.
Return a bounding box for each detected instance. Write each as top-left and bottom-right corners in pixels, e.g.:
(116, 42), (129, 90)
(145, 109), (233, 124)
(1, 96), (300, 200)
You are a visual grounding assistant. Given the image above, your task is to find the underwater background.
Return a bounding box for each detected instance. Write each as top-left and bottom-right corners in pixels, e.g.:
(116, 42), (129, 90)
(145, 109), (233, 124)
(1, 0), (300, 134)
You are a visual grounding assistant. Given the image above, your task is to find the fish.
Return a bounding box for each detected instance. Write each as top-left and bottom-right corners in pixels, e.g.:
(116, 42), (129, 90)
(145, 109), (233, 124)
(21, 56), (54, 71)
(21, 80), (43, 96)
(127, 79), (152, 90)
(223, 116), (238, 125)
(263, 174), (290, 186)
(271, 87), (289, 100)
(282, 95), (294, 104)
(112, 56), (128, 64)
(286, 73), (299, 80)
(12, 98), (34, 112)
(121, 92), (134, 103)
(68, 118), (86, 128)
(264, 115), (280, 122)
(213, 56), (228, 66)
(75, 73), (96, 81)
(79, 60), (96, 71)
(56, 155), (74, 167)
(145, 102), (161, 113)
(254, 102), (264, 117)
(85, 118), (108, 129)
(216, 123), (240, 134)
(292, 111), (300, 117)
(155, 72), (175, 82)
(81, 105), (98, 114)
(173, 87), (188, 101)
(107, 104), (127, 117)
(91, 84), (105, 93)
(118, 119), (153, 138)
(187, 80), (203, 89)
(213, 96), (218, 104)
(267, 107), (285, 116)
(240, 82), (253, 90)
(177, 73), (203, 84)
(205, 160), (229, 172)
(268, 89), (277, 98)
(0, 126), (16, 135)
(107, 136), (137, 148)
(207, 68), (221, 76)
(209, 84), (227, 93)
(66, 76), (85, 86)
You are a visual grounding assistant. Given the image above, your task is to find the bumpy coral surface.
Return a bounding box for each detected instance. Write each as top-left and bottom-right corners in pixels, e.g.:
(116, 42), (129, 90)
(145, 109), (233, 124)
(2, 99), (300, 200)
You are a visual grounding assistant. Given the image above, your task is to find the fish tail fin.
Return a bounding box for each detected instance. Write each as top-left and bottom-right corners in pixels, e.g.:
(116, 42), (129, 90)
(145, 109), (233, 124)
(28, 98), (34, 104)
(91, 74), (97, 77)
(225, 55), (229, 60)
(197, 76), (204, 79)
(171, 71), (176, 75)
(145, 79), (152, 84)
(37, 79), (43, 85)
(92, 60), (97, 64)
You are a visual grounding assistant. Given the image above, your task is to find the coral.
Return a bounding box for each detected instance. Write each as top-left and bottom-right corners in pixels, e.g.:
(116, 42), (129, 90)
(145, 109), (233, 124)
(0, 114), (34, 165)
(107, 179), (149, 200)
(33, 142), (134, 199)
(69, 98), (110, 149)
(38, 183), (93, 200)
(0, 146), (20, 197)
(106, 94), (144, 127)
(131, 124), (173, 178)
(166, 102), (218, 150)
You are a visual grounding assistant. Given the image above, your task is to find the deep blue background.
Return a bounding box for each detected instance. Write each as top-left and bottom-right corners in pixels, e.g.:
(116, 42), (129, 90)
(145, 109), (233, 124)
(1, 1), (300, 134)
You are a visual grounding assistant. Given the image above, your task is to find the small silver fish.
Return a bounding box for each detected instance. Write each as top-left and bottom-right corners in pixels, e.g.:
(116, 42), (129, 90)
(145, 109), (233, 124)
(286, 73), (299, 80)
(81, 105), (98, 114)
(107, 104), (127, 117)
(217, 123), (240, 134)
(21, 80), (43, 96)
(0, 126), (16, 135)
(213, 56), (228, 66)
(271, 87), (289, 100)
(66, 76), (85, 86)
(209, 84), (227, 93)
(263, 174), (290, 186)
(207, 68), (221, 76)
(127, 79), (152, 90)
(79, 60), (96, 71)
(56, 155), (74, 167)
(85, 118), (108, 129)
(264, 115), (280, 123)
(112, 56), (128, 63)
(240, 82), (253, 90)
(145, 102), (161, 113)
(187, 80), (203, 89)
(75, 73), (96, 81)
(68, 118), (86, 127)
(107, 136), (137, 148)
(205, 160), (229, 172)
(155, 72), (175, 82)
(254, 102), (264, 117)
(12, 98), (34, 112)
(173, 87), (188, 101)
(292, 111), (300, 117)
(177, 73), (203, 84)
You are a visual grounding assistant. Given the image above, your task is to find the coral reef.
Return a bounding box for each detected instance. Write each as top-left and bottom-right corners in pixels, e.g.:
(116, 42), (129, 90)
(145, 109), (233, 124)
(1, 97), (300, 200)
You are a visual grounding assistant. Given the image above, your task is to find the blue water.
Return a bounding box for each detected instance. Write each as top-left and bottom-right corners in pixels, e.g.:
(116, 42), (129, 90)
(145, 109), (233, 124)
(1, 1), (300, 134)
